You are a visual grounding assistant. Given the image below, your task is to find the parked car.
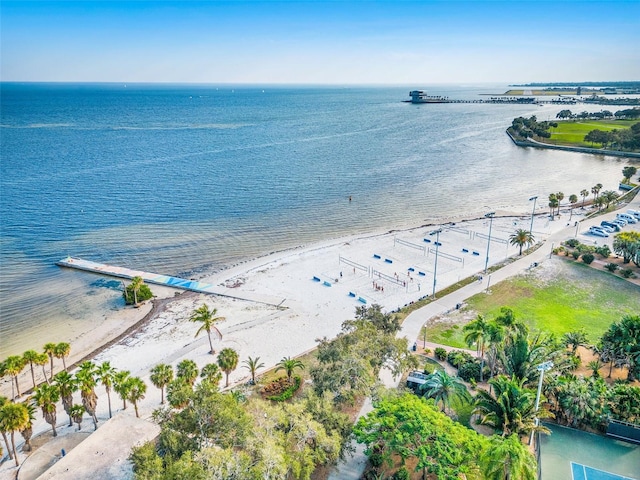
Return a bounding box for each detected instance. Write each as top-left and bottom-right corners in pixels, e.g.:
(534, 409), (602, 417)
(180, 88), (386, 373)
(617, 213), (638, 224)
(626, 209), (640, 220)
(611, 218), (627, 227)
(599, 224), (615, 233)
(601, 221), (621, 231)
(589, 226), (609, 237)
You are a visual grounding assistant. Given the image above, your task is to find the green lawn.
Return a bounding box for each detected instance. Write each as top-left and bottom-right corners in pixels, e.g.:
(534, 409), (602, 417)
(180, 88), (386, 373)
(425, 258), (640, 349)
(548, 119), (634, 147)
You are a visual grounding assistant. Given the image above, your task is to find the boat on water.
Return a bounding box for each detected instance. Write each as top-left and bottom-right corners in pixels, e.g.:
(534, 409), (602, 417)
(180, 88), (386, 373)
(406, 90), (449, 104)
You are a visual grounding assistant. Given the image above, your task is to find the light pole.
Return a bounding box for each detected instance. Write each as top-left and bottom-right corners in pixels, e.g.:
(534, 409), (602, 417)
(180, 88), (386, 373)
(529, 196), (538, 234)
(484, 212), (495, 274)
(432, 229), (442, 297)
(530, 360), (553, 445)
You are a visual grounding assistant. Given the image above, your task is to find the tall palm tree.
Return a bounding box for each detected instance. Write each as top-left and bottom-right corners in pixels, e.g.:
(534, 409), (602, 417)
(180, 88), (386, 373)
(217, 348), (240, 388)
(275, 356), (305, 385)
(33, 383), (60, 437)
(0, 396), (12, 461)
(76, 361), (99, 430)
(486, 321), (506, 379)
(242, 356), (265, 385)
(43, 342), (57, 381)
(580, 189), (589, 208)
(4, 356), (26, 399)
(54, 370), (77, 427)
(176, 359), (199, 386)
(0, 401), (29, 467)
(53, 342), (71, 371)
(418, 370), (470, 414)
(150, 363), (173, 404)
(591, 183), (603, 201)
(190, 304), (225, 354)
(95, 361), (116, 418)
(464, 315), (489, 382)
(114, 370), (132, 410)
(548, 194), (558, 219)
(509, 229), (535, 256)
(200, 363), (222, 386)
(126, 377), (147, 418)
(70, 404), (85, 431)
(34, 352), (50, 385)
(19, 399), (37, 452)
(22, 350), (41, 390)
(568, 194), (578, 220)
(555, 192), (564, 216)
(130, 276), (144, 306)
(481, 434), (537, 480)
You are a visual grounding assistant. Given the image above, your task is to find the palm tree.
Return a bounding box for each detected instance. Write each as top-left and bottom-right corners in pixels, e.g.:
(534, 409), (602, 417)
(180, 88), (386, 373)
(464, 315), (489, 382)
(19, 399), (36, 452)
(126, 377), (146, 418)
(486, 321), (506, 379)
(95, 361), (116, 418)
(53, 342), (71, 371)
(176, 359), (199, 386)
(130, 276), (143, 306)
(0, 401), (29, 467)
(76, 361), (99, 430)
(600, 190), (619, 209)
(562, 330), (589, 355)
(548, 194), (558, 219)
(481, 434), (537, 480)
(568, 194), (578, 220)
(217, 348), (240, 388)
(43, 342), (57, 380)
(4, 356), (26, 399)
(114, 370), (132, 410)
(509, 229), (535, 256)
(190, 304), (225, 354)
(555, 191), (564, 216)
(33, 383), (60, 437)
(474, 375), (551, 437)
(54, 370), (77, 427)
(22, 350), (41, 390)
(580, 189), (589, 208)
(275, 356), (305, 385)
(242, 356), (265, 385)
(418, 370), (470, 414)
(150, 364), (174, 404)
(591, 183), (603, 201)
(200, 363), (222, 386)
(34, 352), (50, 385)
(70, 404), (85, 431)
(0, 397), (12, 461)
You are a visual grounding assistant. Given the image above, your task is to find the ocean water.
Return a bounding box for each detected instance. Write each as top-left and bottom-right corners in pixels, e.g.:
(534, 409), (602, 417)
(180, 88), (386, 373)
(0, 83), (629, 357)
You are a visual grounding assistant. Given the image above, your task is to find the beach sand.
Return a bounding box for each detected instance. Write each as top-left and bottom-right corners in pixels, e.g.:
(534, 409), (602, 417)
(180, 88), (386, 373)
(5, 203), (629, 478)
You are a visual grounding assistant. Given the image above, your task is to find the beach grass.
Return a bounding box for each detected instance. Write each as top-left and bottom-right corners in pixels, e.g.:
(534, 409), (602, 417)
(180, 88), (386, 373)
(425, 258), (640, 348)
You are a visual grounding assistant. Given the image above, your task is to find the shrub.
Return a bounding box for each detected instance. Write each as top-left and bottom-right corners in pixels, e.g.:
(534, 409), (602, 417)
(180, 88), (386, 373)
(423, 363), (436, 375)
(582, 253), (595, 264)
(369, 452), (384, 468)
(422, 348), (431, 356)
(392, 467), (410, 480)
(572, 250), (581, 260)
(577, 244), (595, 254)
(621, 268), (634, 278)
(434, 347), (447, 361)
(458, 361), (481, 382)
(447, 350), (474, 368)
(595, 245), (611, 258)
(263, 376), (302, 401)
(605, 263), (619, 272)
(565, 239), (580, 248)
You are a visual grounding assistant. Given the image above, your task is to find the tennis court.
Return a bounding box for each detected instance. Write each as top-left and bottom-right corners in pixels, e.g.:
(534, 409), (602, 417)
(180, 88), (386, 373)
(571, 462), (638, 480)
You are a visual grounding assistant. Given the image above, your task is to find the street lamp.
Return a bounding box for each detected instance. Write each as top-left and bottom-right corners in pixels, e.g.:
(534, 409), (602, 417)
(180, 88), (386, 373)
(530, 360), (553, 445)
(432, 229), (442, 297)
(529, 196), (538, 234)
(484, 212), (495, 274)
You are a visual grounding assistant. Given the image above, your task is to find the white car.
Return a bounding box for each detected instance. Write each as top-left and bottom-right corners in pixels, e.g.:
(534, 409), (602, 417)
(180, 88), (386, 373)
(612, 218), (627, 227)
(589, 227), (609, 237)
(627, 209), (640, 220)
(599, 224), (615, 233)
(617, 213), (638, 224)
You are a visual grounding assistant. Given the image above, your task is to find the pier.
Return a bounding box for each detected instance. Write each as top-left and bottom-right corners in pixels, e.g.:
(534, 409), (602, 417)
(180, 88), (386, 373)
(56, 257), (285, 307)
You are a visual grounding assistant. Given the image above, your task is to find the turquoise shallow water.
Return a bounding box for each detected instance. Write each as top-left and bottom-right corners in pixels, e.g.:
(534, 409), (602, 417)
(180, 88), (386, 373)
(0, 83), (629, 356)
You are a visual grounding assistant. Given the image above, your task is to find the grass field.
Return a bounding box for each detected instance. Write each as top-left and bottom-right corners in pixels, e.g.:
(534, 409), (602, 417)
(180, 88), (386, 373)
(547, 119), (635, 147)
(425, 257), (640, 349)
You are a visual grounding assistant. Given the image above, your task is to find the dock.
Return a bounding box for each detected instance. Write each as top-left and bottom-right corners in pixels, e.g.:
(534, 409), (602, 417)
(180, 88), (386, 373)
(56, 257), (285, 308)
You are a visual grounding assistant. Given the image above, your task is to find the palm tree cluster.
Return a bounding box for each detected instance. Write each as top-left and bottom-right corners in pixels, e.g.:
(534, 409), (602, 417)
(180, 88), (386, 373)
(0, 359), (148, 469)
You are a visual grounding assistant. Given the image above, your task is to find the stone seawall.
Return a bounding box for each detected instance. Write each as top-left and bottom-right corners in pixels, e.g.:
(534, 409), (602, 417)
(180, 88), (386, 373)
(505, 129), (640, 159)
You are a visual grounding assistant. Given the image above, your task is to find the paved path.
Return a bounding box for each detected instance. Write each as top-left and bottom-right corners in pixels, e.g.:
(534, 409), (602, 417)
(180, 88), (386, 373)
(328, 191), (640, 479)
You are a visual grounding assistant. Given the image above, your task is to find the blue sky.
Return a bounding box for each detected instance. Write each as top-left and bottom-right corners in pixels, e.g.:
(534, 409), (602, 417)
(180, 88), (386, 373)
(1, 1), (639, 84)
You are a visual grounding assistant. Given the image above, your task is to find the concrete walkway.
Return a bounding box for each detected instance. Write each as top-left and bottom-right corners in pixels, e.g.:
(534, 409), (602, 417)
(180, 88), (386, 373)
(327, 191), (640, 479)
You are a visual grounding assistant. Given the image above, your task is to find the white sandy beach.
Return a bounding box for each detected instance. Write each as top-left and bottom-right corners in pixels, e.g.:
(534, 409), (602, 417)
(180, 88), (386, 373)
(3, 199), (640, 479)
